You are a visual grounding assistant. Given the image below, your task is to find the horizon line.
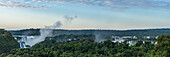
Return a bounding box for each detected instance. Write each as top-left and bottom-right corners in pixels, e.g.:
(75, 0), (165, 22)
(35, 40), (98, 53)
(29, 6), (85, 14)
(5, 27), (170, 31)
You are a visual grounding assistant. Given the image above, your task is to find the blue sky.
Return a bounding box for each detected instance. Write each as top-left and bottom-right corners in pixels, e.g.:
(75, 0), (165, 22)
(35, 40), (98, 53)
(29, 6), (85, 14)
(0, 0), (170, 30)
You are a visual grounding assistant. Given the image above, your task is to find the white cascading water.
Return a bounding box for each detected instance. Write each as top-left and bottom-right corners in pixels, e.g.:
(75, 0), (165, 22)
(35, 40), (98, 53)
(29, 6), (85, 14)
(19, 15), (77, 47)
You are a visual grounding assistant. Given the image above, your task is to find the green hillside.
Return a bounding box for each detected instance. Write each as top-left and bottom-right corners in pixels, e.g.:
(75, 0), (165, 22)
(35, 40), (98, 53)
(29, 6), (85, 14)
(0, 29), (19, 54)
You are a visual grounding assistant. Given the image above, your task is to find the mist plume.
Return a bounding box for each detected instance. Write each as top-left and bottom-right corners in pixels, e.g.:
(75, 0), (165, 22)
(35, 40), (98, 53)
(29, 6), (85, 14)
(64, 15), (77, 23)
(25, 15), (77, 46)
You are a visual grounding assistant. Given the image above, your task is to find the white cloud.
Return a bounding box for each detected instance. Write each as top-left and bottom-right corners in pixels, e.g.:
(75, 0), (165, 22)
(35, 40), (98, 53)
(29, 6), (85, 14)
(0, 1), (48, 8)
(0, 0), (170, 9)
(32, 0), (170, 9)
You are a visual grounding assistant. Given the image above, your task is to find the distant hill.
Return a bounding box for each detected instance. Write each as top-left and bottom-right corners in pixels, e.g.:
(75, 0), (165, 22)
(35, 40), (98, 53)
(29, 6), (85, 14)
(0, 29), (19, 54)
(8, 28), (170, 36)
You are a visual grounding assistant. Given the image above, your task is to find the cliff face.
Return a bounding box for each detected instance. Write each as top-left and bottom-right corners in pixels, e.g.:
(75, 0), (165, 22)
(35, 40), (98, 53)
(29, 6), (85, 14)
(0, 29), (19, 54)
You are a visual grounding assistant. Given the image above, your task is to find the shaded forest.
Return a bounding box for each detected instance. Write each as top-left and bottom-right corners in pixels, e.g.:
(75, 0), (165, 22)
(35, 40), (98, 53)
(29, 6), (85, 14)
(0, 29), (19, 54)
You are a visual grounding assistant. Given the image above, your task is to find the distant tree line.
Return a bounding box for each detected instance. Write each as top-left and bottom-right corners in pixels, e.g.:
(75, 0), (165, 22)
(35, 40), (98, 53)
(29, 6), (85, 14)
(9, 28), (170, 37)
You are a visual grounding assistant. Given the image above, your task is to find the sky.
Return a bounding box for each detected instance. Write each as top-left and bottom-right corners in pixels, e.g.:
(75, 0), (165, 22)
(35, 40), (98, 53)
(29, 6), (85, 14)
(0, 0), (170, 30)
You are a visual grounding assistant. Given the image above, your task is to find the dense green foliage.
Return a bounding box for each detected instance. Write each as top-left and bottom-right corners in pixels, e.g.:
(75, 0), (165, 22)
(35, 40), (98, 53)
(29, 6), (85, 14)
(0, 29), (19, 54)
(0, 35), (169, 57)
(154, 35), (170, 56)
